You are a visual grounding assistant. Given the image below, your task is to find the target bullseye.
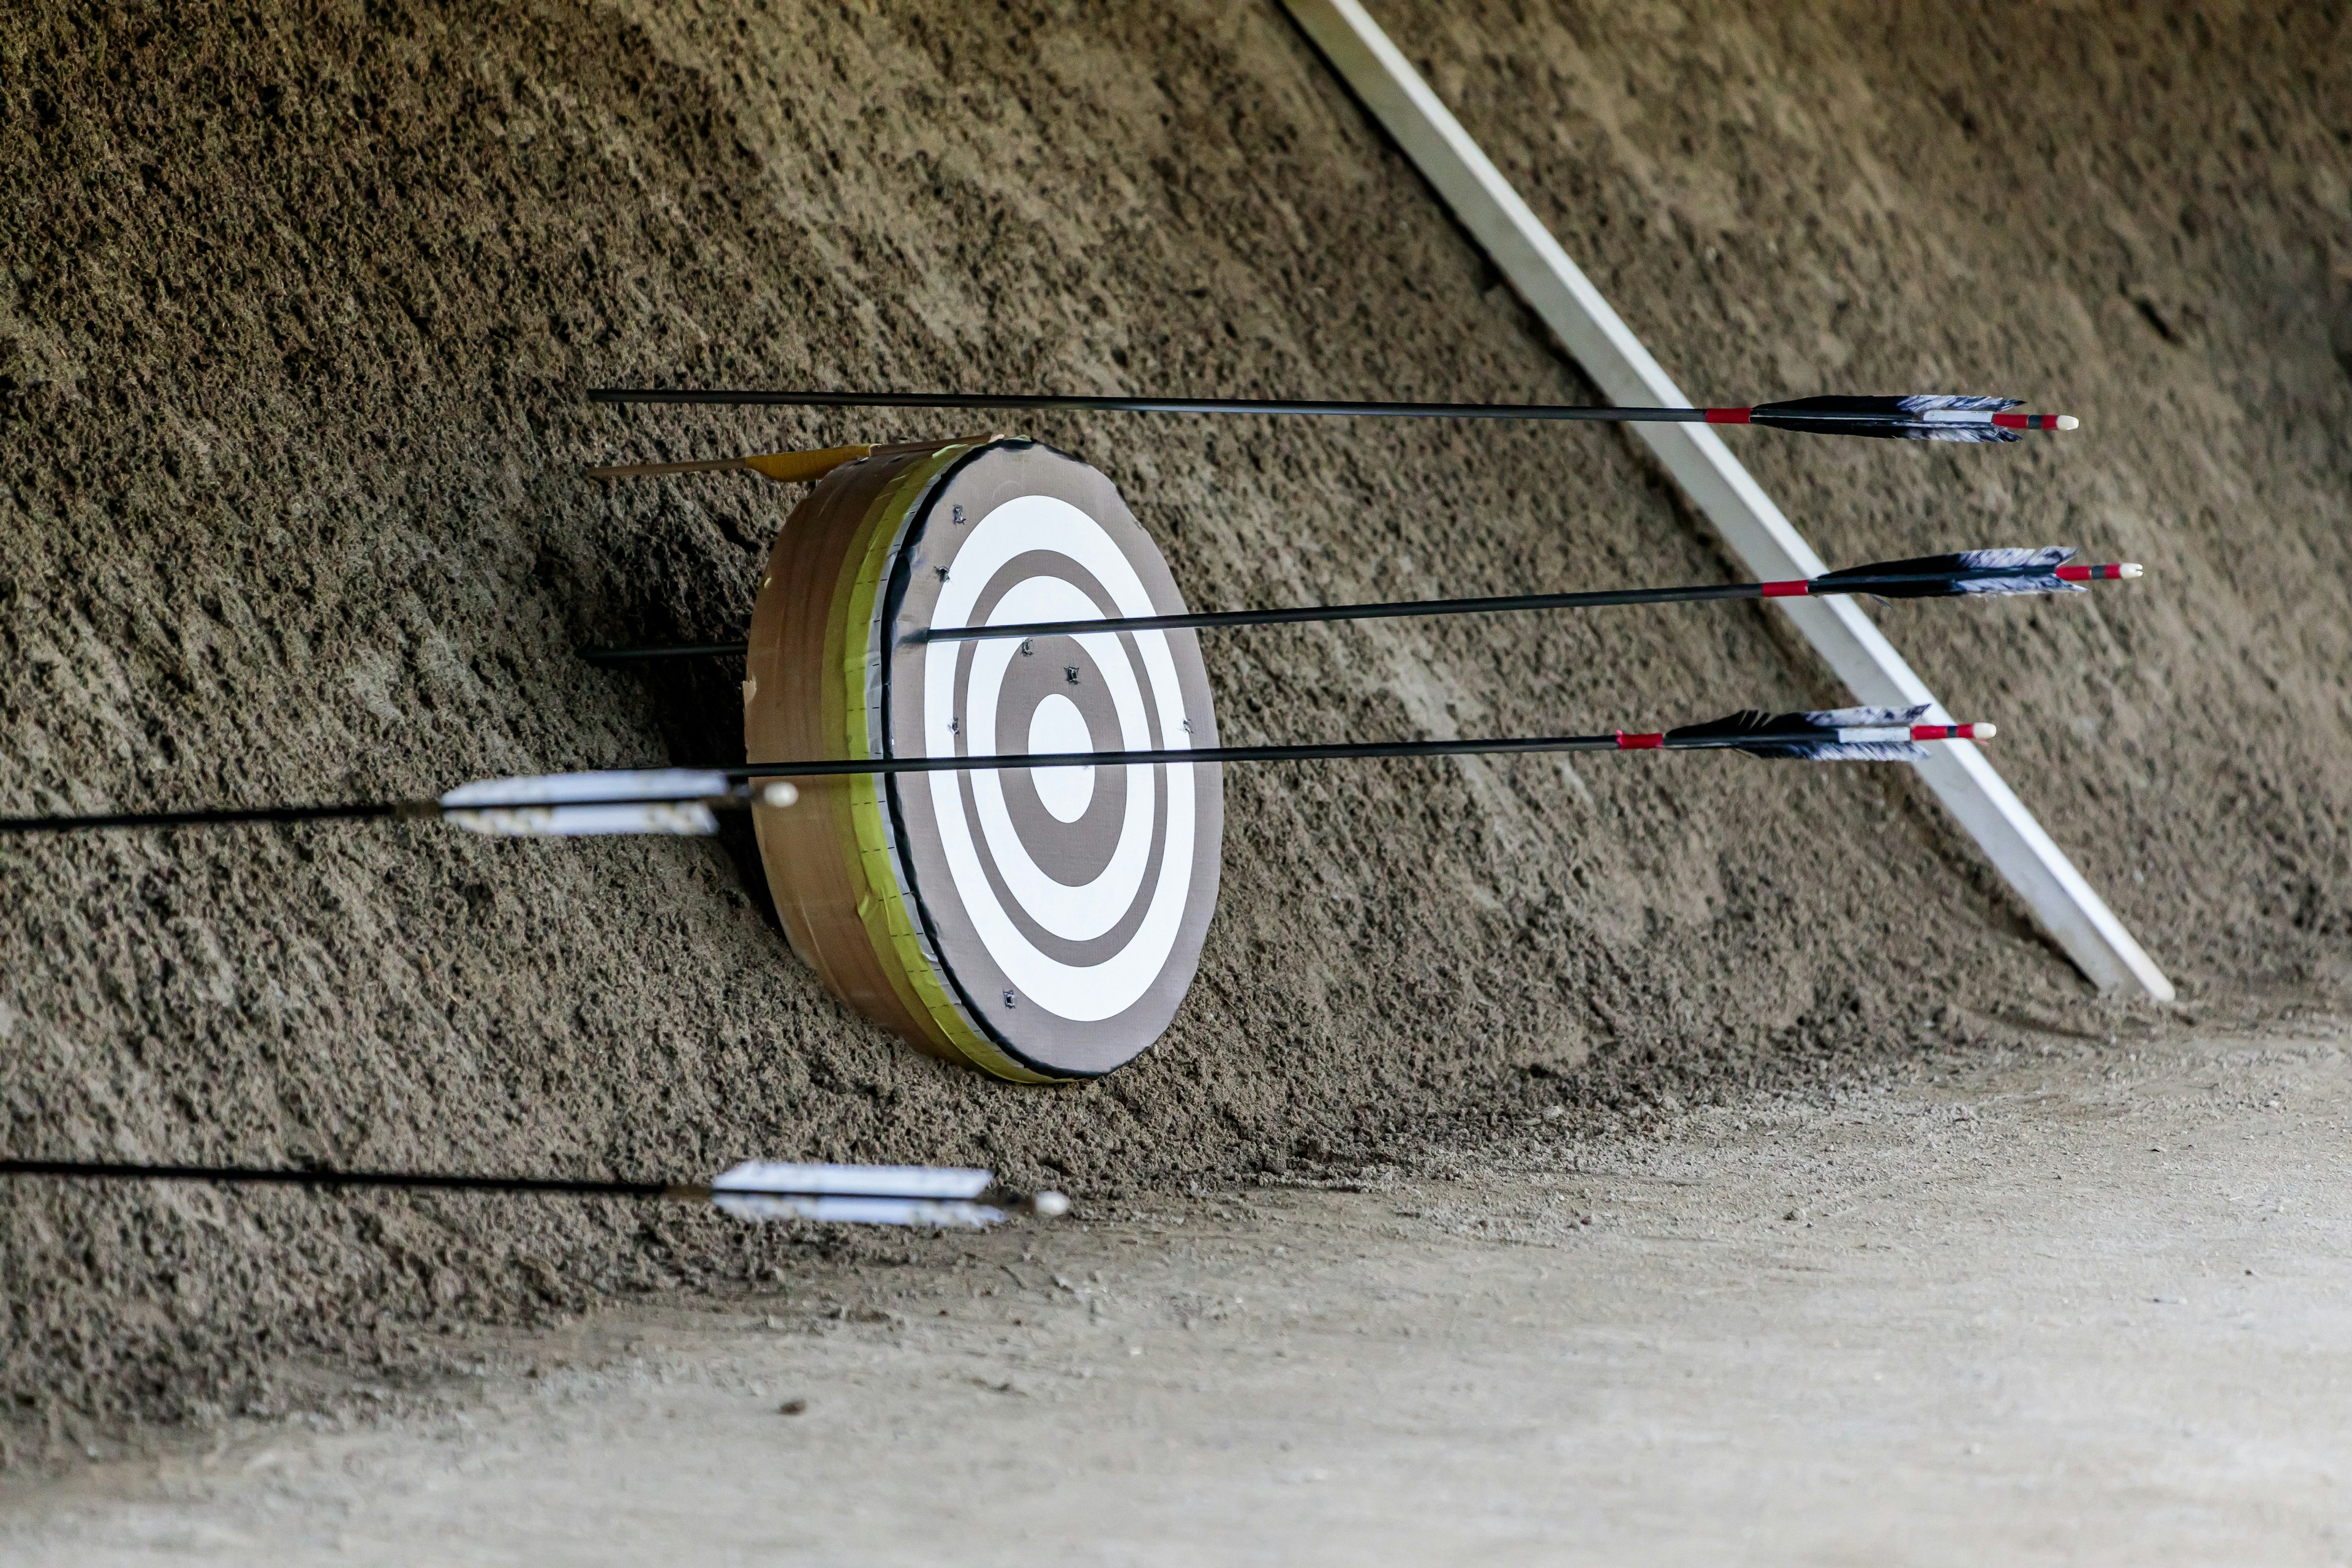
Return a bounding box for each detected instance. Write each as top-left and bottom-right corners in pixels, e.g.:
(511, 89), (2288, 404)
(743, 439), (1223, 1082)
(1027, 697), (1095, 823)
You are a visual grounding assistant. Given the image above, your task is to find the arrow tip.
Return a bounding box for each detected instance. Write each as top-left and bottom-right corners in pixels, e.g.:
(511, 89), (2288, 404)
(2117, 562), (2143, 579)
(1031, 1190), (1072, 1218)
(2056, 415), (2081, 432)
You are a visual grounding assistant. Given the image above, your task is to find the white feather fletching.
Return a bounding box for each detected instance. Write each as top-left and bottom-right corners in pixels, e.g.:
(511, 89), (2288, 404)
(712, 1161), (993, 1199)
(1796, 704), (1929, 762)
(1895, 395), (2019, 413)
(711, 1193), (1007, 1228)
(1899, 396), (2022, 442)
(1801, 706), (1929, 729)
(1950, 546), (2084, 596)
(709, 1162), (1003, 1229)
(439, 769), (731, 837)
(440, 769), (733, 807)
(443, 803), (720, 837)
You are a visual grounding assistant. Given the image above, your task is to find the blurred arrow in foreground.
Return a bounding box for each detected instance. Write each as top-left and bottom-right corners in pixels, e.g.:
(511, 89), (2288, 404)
(0, 1156), (1071, 1229)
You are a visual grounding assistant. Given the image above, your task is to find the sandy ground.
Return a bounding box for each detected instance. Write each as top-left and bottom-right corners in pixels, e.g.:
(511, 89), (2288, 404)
(4, 1012), (2345, 1564)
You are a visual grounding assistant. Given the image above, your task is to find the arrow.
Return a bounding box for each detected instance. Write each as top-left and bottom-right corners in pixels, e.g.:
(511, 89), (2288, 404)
(0, 707), (1989, 837)
(710, 707), (1989, 769)
(918, 546), (2133, 644)
(584, 388), (2076, 442)
(1635, 706), (1987, 761)
(578, 548), (2141, 664)
(0, 1156), (1072, 1229)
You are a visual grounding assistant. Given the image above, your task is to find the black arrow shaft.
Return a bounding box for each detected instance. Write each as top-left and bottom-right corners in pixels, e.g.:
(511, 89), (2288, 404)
(585, 388), (2034, 429)
(726, 733), (1701, 780)
(579, 640), (752, 664)
(583, 388), (1992, 427)
(0, 1158), (996, 1206)
(0, 735), (1706, 835)
(1, 724), (1912, 837)
(0, 801), (401, 834)
(922, 581), (1772, 643)
(0, 1158), (668, 1200)
(587, 387), (1724, 421)
(928, 564), (2082, 643)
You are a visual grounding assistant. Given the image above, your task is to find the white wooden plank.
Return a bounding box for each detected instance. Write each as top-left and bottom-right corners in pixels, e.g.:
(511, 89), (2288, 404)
(1281, 0), (2173, 1000)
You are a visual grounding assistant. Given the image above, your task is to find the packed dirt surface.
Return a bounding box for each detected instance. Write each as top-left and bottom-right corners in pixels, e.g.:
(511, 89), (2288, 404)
(4, 1019), (2348, 1563)
(2, 0), (2348, 1451)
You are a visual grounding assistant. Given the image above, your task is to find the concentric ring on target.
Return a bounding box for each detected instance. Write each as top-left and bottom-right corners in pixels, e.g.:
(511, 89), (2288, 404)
(742, 438), (1223, 1081)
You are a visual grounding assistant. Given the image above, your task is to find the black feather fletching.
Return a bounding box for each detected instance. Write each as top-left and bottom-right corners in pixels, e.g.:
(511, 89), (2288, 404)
(1748, 394), (2021, 443)
(1814, 546), (2084, 599)
(1666, 705), (1931, 761)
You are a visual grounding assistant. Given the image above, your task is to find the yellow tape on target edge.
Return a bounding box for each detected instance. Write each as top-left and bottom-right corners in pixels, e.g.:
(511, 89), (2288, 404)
(831, 447), (1063, 1085)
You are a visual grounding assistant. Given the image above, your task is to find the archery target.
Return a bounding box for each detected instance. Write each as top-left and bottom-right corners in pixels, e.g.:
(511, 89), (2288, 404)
(744, 438), (1221, 1082)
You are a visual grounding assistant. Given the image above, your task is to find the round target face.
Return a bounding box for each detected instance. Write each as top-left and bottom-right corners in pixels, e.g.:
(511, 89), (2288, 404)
(878, 442), (1223, 1079)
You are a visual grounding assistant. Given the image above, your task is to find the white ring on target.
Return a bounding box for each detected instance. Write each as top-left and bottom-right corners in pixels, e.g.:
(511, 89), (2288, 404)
(922, 494), (1196, 1023)
(962, 575), (1152, 941)
(1026, 695), (1096, 823)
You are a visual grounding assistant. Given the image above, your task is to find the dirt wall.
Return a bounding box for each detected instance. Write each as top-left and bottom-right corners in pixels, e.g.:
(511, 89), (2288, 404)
(1, 0), (2345, 1440)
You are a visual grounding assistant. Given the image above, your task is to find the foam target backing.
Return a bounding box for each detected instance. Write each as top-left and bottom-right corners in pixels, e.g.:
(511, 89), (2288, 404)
(744, 438), (1223, 1082)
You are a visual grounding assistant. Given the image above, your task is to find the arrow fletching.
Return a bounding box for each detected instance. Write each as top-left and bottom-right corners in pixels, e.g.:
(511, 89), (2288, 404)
(715, 1193), (1010, 1226)
(435, 769), (738, 837)
(1662, 704), (1991, 761)
(1740, 395), (2075, 443)
(1811, 546), (2119, 600)
(706, 1161), (1013, 1228)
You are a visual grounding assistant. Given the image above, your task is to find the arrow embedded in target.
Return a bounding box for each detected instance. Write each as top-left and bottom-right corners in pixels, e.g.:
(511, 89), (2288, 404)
(0, 706), (1991, 839)
(584, 388), (2076, 443)
(578, 548), (2141, 664)
(920, 547), (2136, 643)
(0, 1155), (1071, 1228)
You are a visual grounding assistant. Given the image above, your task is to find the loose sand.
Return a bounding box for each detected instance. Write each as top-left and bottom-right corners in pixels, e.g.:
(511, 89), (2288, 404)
(1, 0), (2346, 1481)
